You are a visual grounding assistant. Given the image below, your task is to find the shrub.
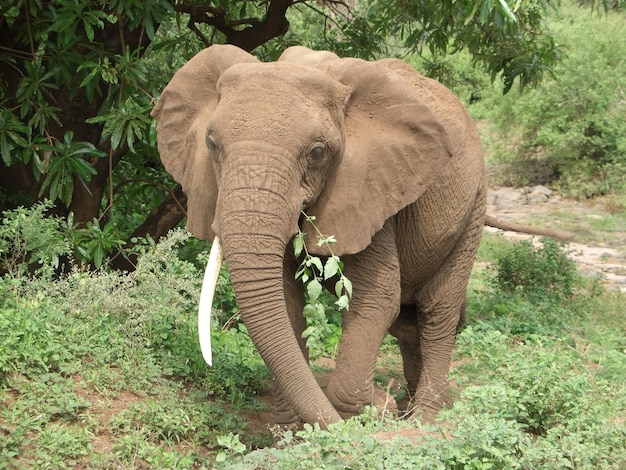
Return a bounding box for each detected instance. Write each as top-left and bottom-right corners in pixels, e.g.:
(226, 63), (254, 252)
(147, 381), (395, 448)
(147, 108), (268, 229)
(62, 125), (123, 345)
(0, 297), (79, 380)
(203, 324), (269, 406)
(0, 200), (70, 278)
(452, 327), (626, 467)
(490, 237), (580, 298)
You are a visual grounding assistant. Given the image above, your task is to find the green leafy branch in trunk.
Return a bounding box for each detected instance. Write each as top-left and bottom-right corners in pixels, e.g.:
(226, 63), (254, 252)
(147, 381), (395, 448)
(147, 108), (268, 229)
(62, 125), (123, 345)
(293, 211), (352, 358)
(293, 211), (352, 310)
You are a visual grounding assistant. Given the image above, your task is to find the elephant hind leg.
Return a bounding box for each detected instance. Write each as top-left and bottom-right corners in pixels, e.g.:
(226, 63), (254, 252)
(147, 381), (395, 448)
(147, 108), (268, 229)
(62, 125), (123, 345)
(391, 303), (460, 420)
(409, 236), (483, 420)
(389, 304), (422, 411)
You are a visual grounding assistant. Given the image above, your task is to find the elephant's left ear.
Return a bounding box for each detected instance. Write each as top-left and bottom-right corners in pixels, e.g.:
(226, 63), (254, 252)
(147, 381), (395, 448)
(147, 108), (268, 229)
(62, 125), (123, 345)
(305, 58), (454, 255)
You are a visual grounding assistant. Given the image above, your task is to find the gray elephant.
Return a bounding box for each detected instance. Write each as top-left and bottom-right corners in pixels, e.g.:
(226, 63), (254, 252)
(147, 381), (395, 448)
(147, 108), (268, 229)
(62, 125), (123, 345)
(151, 45), (486, 427)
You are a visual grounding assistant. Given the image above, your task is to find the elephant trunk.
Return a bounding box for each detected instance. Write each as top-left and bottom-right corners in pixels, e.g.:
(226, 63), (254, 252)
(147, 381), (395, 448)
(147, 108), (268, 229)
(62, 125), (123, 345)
(216, 160), (341, 427)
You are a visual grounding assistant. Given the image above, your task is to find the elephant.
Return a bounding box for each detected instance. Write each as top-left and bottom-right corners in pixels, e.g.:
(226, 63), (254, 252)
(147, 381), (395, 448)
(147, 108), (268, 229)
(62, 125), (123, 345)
(151, 44), (487, 428)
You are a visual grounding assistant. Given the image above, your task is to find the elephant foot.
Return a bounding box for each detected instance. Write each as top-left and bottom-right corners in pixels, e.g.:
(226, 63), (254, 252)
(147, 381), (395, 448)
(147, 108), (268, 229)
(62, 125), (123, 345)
(273, 409), (303, 429)
(403, 382), (452, 423)
(326, 380), (399, 419)
(272, 385), (304, 429)
(396, 395), (411, 414)
(371, 386), (398, 417)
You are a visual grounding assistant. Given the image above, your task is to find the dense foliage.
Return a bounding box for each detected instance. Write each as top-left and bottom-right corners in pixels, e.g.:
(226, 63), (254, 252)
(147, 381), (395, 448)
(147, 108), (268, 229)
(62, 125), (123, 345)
(480, 2), (626, 197)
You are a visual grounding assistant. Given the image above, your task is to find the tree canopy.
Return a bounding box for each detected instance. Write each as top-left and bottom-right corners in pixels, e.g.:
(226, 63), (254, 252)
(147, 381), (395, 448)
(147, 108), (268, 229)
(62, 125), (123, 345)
(0, 0), (580, 269)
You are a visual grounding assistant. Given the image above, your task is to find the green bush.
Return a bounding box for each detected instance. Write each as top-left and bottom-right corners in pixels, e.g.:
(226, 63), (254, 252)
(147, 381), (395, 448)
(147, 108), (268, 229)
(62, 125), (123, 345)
(0, 199), (147, 273)
(0, 291), (82, 381)
(482, 2), (626, 197)
(452, 327), (626, 467)
(203, 324), (269, 406)
(490, 237), (580, 298)
(0, 200), (70, 278)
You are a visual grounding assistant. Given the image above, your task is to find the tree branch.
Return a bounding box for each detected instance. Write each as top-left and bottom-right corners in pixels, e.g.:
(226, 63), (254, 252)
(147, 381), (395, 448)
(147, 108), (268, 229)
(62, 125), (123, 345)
(174, 0), (294, 52)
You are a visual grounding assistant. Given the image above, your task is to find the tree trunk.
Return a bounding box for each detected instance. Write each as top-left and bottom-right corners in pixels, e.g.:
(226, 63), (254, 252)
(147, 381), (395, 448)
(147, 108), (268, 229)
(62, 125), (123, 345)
(110, 185), (187, 271)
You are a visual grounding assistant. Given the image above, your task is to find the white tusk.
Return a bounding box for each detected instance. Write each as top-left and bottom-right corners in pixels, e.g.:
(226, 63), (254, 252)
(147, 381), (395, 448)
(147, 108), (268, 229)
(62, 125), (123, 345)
(198, 236), (223, 366)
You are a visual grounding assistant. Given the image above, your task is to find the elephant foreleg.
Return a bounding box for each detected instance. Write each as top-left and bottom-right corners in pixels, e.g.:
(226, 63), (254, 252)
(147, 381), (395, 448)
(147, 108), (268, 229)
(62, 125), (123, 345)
(325, 221), (401, 417)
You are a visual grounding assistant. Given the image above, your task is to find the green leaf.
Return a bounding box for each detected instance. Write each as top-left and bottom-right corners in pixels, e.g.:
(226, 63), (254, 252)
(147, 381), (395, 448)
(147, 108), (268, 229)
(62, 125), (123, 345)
(335, 295), (350, 311)
(335, 279), (344, 298)
(324, 256), (341, 280)
(342, 277), (353, 298)
(293, 232), (305, 258)
(84, 21), (95, 41)
(306, 256), (324, 275)
(307, 279), (322, 302)
(303, 302), (325, 321)
(496, 0), (518, 23)
(464, 0), (482, 25)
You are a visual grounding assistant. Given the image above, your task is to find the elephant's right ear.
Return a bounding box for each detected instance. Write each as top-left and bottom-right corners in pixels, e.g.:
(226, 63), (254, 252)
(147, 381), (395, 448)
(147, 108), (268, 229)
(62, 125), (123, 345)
(151, 45), (259, 239)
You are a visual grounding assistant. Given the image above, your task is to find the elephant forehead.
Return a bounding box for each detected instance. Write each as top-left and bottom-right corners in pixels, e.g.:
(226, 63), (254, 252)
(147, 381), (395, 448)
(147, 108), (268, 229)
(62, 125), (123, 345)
(212, 69), (342, 141)
(214, 105), (331, 146)
(221, 62), (334, 88)
(218, 63), (343, 109)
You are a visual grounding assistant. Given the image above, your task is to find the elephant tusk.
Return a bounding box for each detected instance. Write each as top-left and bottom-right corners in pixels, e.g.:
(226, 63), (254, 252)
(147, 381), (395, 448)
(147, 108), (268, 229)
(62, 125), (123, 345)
(198, 236), (223, 366)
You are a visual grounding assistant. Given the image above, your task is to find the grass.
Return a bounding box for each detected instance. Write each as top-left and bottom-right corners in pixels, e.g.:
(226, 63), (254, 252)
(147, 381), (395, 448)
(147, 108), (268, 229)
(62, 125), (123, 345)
(0, 230), (272, 469)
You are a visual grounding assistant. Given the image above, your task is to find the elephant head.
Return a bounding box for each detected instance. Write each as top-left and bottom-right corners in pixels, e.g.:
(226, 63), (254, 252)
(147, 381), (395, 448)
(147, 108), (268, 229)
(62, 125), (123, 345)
(151, 45), (453, 426)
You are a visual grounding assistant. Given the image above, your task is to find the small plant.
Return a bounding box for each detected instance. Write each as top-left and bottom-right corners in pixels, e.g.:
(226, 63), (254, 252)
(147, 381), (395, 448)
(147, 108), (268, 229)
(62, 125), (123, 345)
(69, 215), (127, 268)
(0, 200), (70, 278)
(294, 212), (352, 310)
(215, 433), (247, 464)
(491, 237), (580, 298)
(203, 324), (269, 405)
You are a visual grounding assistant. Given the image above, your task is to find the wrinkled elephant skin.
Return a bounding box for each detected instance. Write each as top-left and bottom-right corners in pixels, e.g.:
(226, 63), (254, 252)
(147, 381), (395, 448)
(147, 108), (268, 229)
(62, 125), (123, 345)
(151, 45), (486, 427)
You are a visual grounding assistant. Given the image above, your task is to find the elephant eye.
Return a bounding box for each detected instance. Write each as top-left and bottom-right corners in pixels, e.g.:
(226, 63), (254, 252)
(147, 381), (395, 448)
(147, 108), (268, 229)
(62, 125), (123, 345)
(206, 132), (219, 156)
(308, 143), (326, 161)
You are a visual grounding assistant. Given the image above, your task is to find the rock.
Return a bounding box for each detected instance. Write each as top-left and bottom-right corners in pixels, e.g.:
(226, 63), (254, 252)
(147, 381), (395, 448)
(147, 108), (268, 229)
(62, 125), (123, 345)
(492, 188), (528, 209)
(530, 185), (552, 197)
(486, 193), (498, 207)
(525, 185), (552, 204)
(528, 193), (549, 204)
